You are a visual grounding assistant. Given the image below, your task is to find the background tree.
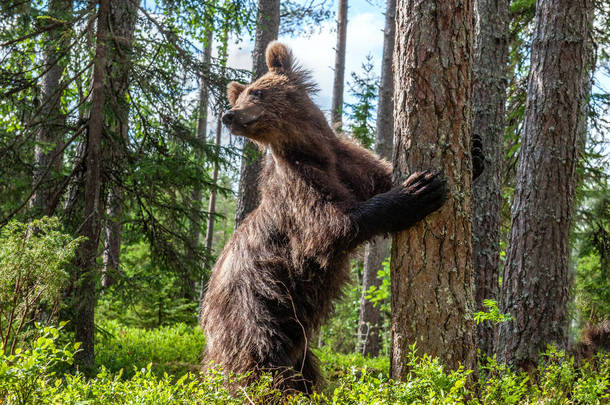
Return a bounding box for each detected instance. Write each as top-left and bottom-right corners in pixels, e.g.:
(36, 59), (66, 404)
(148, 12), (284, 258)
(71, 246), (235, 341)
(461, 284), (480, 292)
(197, 19), (230, 315)
(0, 0), (251, 369)
(345, 56), (378, 150)
(472, 0), (509, 356)
(357, 0), (395, 358)
(0, 0), (609, 397)
(497, 0), (595, 370)
(30, 0), (73, 215)
(186, 29), (214, 291)
(390, 0), (476, 377)
(330, 0), (348, 130)
(101, 0), (139, 289)
(70, 0), (109, 374)
(234, 0), (280, 228)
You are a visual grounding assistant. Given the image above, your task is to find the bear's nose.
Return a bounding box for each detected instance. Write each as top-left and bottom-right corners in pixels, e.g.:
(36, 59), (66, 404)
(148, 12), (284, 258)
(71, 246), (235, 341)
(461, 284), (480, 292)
(221, 110), (235, 127)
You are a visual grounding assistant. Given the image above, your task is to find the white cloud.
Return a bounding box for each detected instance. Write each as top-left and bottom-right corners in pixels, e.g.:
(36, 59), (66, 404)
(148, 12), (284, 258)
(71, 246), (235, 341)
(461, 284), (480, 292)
(225, 8), (385, 114)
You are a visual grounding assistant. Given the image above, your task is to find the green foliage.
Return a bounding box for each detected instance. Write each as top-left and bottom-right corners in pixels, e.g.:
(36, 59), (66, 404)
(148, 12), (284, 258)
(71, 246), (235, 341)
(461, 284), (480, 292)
(364, 258), (390, 314)
(0, 324), (80, 405)
(1, 323), (609, 404)
(316, 346), (389, 378)
(346, 55), (379, 149)
(320, 258), (393, 356)
(0, 218), (82, 354)
(95, 320), (205, 379)
(317, 274), (361, 354)
(96, 241), (198, 329)
(0, 0), (247, 333)
(532, 346), (610, 403)
(477, 355), (530, 404)
(573, 187), (610, 326)
(473, 299), (513, 326)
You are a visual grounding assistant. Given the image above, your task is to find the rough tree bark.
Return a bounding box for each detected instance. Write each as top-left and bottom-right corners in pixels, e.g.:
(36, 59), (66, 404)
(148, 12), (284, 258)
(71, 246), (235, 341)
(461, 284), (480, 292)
(497, 0), (594, 370)
(330, 0), (348, 130)
(72, 0), (109, 374)
(234, 0), (280, 228)
(472, 0), (509, 356)
(101, 0), (138, 289)
(357, 0), (395, 357)
(390, 0), (476, 377)
(31, 0), (73, 214)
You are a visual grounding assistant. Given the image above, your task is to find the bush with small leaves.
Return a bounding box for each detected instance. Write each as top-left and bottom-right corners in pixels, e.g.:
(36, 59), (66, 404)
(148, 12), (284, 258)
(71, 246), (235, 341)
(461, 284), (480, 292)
(0, 217), (82, 354)
(0, 324), (80, 405)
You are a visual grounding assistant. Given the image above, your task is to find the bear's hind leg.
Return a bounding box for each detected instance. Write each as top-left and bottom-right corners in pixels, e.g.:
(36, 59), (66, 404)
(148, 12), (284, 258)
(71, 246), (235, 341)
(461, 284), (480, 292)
(299, 349), (322, 393)
(267, 348), (321, 395)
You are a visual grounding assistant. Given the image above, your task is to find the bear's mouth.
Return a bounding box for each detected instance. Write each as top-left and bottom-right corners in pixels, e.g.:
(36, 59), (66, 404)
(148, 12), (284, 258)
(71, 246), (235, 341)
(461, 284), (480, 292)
(228, 119), (259, 137)
(226, 111), (263, 137)
(222, 105), (263, 134)
(240, 112), (262, 127)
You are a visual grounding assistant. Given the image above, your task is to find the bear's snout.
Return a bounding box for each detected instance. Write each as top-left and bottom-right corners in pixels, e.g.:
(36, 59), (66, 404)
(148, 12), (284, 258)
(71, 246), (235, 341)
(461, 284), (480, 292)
(221, 110), (235, 127)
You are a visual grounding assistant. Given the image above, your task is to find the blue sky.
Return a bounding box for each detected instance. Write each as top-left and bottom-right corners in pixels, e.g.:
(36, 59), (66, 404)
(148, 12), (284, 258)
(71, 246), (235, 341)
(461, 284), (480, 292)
(220, 0), (608, 156)
(226, 0), (387, 115)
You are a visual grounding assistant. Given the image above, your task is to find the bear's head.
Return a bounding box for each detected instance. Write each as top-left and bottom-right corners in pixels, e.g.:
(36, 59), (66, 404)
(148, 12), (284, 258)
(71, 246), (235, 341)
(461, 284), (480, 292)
(221, 42), (322, 149)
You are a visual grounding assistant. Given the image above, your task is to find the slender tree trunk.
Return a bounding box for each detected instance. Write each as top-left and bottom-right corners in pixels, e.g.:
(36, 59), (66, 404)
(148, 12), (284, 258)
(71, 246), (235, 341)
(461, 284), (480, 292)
(62, 2), (96, 215)
(101, 0), (138, 289)
(472, 0), (509, 357)
(330, 0), (348, 130)
(497, 0), (594, 370)
(31, 0), (73, 214)
(197, 28), (226, 319)
(72, 0), (109, 375)
(234, 0), (280, 228)
(357, 0), (395, 357)
(186, 30), (214, 300)
(390, 0), (476, 378)
(205, 116), (222, 254)
(198, 116), (223, 309)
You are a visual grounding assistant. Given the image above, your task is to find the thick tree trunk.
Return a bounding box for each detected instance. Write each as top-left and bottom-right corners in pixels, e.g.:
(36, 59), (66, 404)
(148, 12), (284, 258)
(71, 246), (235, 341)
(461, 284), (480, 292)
(72, 0), (109, 375)
(472, 0), (509, 357)
(234, 0), (280, 228)
(31, 0), (73, 214)
(330, 0), (348, 130)
(497, 0), (594, 370)
(357, 0), (395, 358)
(390, 0), (476, 378)
(101, 0), (138, 289)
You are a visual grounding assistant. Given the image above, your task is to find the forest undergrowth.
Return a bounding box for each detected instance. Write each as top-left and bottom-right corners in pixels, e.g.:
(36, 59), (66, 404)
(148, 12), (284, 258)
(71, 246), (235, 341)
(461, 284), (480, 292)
(0, 321), (608, 404)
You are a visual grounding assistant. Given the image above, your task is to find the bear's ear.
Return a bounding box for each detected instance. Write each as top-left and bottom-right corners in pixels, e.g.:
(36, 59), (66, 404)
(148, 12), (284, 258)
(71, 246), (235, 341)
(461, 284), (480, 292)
(266, 41), (294, 74)
(227, 81), (246, 106)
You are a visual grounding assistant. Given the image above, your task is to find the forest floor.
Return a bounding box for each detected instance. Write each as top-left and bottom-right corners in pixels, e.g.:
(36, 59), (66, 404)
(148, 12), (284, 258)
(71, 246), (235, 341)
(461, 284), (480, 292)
(1, 320), (607, 404)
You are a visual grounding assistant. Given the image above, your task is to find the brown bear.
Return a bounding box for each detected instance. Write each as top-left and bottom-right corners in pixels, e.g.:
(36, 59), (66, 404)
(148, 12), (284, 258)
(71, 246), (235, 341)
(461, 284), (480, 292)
(200, 41), (449, 394)
(571, 321), (610, 363)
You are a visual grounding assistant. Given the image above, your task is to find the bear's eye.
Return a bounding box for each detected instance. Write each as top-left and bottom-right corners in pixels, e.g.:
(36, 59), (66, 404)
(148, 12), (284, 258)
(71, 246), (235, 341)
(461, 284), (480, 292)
(251, 89), (265, 100)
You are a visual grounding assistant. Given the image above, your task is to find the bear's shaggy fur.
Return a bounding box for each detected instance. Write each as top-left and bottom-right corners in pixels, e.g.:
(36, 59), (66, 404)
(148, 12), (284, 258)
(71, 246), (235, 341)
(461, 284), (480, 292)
(571, 321), (610, 362)
(200, 42), (448, 393)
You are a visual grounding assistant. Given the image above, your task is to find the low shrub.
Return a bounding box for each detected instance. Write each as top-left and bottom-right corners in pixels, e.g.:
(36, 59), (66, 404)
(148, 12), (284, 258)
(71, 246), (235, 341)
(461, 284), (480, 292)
(0, 324), (80, 405)
(0, 218), (82, 354)
(95, 320), (205, 378)
(1, 323), (608, 404)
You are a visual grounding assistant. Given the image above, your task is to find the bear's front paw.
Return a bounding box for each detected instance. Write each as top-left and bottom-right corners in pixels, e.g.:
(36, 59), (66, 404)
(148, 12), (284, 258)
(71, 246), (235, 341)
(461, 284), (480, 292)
(472, 134), (485, 180)
(401, 170), (449, 214)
